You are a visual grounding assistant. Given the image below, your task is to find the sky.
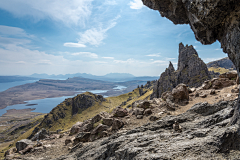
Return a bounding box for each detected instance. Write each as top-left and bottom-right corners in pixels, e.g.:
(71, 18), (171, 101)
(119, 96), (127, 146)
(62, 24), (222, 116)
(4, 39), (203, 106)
(0, 0), (227, 76)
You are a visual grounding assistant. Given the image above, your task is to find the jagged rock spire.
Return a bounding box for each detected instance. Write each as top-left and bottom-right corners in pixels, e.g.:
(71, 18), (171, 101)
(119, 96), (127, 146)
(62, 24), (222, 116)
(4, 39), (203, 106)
(168, 61), (175, 72)
(151, 43), (210, 99)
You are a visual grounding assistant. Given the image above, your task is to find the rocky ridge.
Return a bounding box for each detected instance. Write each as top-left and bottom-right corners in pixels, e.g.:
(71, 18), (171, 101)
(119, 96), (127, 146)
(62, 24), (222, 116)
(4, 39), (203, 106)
(4, 71), (240, 159)
(152, 43), (210, 98)
(207, 57), (236, 70)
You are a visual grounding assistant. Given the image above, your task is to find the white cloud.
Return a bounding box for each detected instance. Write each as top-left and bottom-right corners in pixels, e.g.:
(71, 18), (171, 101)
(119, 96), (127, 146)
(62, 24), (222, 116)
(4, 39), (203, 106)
(0, 0), (93, 26)
(102, 57), (114, 59)
(151, 60), (168, 64)
(64, 42), (86, 48)
(215, 48), (222, 51)
(0, 36), (31, 46)
(71, 52), (98, 58)
(66, 15), (120, 47)
(94, 61), (107, 64)
(202, 57), (224, 63)
(146, 53), (161, 57)
(166, 58), (176, 60)
(78, 16), (120, 46)
(129, 0), (143, 9)
(0, 25), (28, 37)
(113, 59), (135, 64)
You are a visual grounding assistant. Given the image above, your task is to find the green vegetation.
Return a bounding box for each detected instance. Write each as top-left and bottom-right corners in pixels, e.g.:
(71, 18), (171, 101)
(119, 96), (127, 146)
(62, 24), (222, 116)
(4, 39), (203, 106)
(0, 114), (45, 159)
(34, 88), (146, 132)
(208, 67), (229, 74)
(0, 80), (155, 159)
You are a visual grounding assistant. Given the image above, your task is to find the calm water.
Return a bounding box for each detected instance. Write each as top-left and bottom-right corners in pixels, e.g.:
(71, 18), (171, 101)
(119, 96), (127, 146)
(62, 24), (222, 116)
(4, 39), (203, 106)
(0, 80), (39, 92)
(113, 85), (127, 90)
(0, 90), (112, 117)
(0, 82), (126, 117)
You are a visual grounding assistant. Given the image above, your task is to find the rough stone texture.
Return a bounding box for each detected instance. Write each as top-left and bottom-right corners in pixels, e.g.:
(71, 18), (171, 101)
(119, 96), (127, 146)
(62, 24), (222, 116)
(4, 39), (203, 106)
(91, 114), (104, 124)
(65, 138), (74, 146)
(72, 94), (106, 116)
(19, 145), (33, 155)
(73, 132), (91, 144)
(200, 78), (236, 90)
(69, 122), (83, 135)
(113, 107), (128, 117)
(112, 119), (124, 130)
(138, 101), (151, 110)
(207, 57), (235, 69)
(56, 100), (240, 160)
(142, 0), (240, 123)
(219, 70), (238, 79)
(152, 43), (210, 98)
(16, 139), (34, 152)
(133, 108), (144, 116)
(172, 83), (189, 101)
(91, 124), (109, 135)
(143, 109), (152, 116)
(4, 147), (17, 157)
(102, 118), (114, 126)
(31, 128), (49, 141)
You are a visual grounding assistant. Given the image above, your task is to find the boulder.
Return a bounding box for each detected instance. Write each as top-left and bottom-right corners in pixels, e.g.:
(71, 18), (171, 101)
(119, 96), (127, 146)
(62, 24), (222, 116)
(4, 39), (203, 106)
(19, 145), (33, 155)
(16, 139), (34, 152)
(137, 115), (143, 119)
(112, 119), (124, 130)
(69, 122), (83, 135)
(91, 124), (109, 135)
(143, 109), (152, 116)
(200, 94), (207, 98)
(210, 89), (216, 95)
(133, 108), (144, 116)
(161, 91), (174, 101)
(102, 118), (114, 126)
(219, 70), (238, 79)
(201, 81), (211, 90)
(65, 138), (74, 145)
(31, 128), (49, 141)
(73, 132), (91, 144)
(99, 112), (110, 118)
(138, 101), (151, 109)
(172, 84), (189, 101)
(4, 147), (17, 157)
(113, 107), (128, 117)
(149, 116), (158, 121)
(91, 114), (104, 124)
(188, 87), (196, 93)
(79, 122), (93, 132)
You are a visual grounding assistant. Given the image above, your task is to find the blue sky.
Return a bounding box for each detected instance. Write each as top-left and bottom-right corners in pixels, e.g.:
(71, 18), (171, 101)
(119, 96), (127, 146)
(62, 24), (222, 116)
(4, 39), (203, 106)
(0, 0), (226, 76)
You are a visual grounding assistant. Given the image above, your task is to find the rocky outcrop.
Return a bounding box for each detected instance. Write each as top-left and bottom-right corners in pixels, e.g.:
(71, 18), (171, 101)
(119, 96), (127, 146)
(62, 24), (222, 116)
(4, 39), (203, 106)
(56, 99), (240, 159)
(207, 57), (235, 69)
(37, 92), (106, 130)
(72, 93), (106, 116)
(16, 139), (35, 152)
(143, 0), (240, 120)
(152, 43), (210, 98)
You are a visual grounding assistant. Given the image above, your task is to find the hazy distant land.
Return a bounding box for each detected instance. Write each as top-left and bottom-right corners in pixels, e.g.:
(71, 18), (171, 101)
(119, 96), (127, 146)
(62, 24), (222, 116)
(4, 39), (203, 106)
(0, 77), (147, 110)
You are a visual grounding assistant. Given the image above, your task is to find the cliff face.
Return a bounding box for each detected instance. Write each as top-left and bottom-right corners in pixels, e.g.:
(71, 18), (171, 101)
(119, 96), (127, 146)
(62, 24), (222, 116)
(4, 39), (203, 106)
(207, 57), (235, 69)
(142, 0), (240, 150)
(142, 0), (240, 79)
(152, 43), (210, 98)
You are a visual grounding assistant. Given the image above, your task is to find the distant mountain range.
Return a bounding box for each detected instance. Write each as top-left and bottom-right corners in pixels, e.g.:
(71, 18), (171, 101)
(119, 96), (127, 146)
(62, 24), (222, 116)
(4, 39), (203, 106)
(30, 73), (159, 82)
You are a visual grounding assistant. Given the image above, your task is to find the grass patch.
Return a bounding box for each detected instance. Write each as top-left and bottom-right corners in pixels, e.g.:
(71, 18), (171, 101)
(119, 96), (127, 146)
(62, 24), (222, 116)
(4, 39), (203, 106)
(208, 67), (229, 74)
